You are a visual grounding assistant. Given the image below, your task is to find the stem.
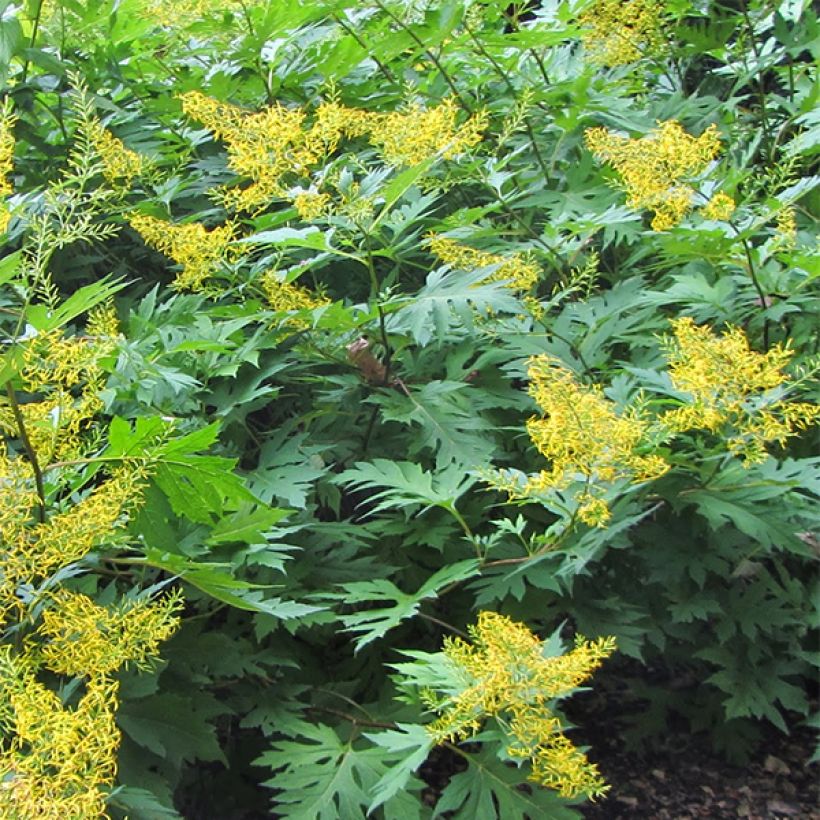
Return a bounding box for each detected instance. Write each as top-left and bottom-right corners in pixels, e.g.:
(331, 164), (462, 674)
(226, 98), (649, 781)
(528, 48), (550, 87)
(332, 13), (398, 87)
(5, 383), (46, 523)
(462, 23), (551, 180)
(418, 611), (470, 638)
(309, 705), (395, 730)
(21, 0), (45, 84)
(732, 224), (770, 350)
(377, 303), (392, 385)
(739, 0), (773, 161)
(370, 0), (473, 113)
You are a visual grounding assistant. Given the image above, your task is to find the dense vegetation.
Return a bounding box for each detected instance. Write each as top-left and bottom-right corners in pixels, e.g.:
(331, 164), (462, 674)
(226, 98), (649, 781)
(0, 0), (817, 816)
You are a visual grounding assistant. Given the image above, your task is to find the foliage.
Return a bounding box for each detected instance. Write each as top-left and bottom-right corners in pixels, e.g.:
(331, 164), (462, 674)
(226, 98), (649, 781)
(0, 0), (817, 816)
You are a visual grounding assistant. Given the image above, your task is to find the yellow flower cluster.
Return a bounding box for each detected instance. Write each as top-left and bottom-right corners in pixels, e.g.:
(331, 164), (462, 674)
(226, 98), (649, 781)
(0, 649), (120, 819)
(130, 213), (236, 291)
(700, 191), (736, 221)
(0, 99), (16, 234)
(88, 121), (145, 187)
(427, 234), (540, 294)
(37, 589), (183, 678)
(1, 468), (144, 624)
(491, 356), (668, 526)
(261, 270), (330, 324)
(580, 0), (665, 65)
(180, 92), (485, 213)
(773, 206), (797, 250)
(585, 120), (722, 230)
(1, 423), (178, 816)
(140, 0), (253, 27)
(661, 318), (819, 463)
(293, 191), (331, 221)
(368, 98), (487, 166)
(427, 612), (615, 799)
(0, 322), (119, 467)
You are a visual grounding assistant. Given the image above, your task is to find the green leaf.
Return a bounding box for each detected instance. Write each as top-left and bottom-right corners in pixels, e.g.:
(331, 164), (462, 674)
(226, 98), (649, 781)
(237, 226), (331, 251)
(388, 267), (522, 346)
(109, 786), (183, 819)
(375, 380), (497, 468)
(434, 747), (579, 819)
(117, 693), (227, 768)
(335, 459), (475, 515)
(360, 724), (433, 812)
(257, 723), (423, 819)
(28, 277), (127, 332)
(326, 559), (479, 651)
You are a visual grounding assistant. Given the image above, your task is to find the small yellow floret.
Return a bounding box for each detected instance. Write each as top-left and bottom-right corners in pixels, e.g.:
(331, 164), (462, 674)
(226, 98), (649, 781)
(580, 0), (665, 66)
(660, 318), (819, 463)
(427, 234), (540, 295)
(700, 192), (736, 221)
(368, 98), (487, 166)
(487, 356), (668, 523)
(88, 121), (145, 186)
(0, 648), (120, 818)
(261, 271), (330, 322)
(38, 590), (184, 677)
(292, 191), (331, 221)
(585, 120), (721, 230)
(131, 213), (236, 290)
(427, 612), (615, 800)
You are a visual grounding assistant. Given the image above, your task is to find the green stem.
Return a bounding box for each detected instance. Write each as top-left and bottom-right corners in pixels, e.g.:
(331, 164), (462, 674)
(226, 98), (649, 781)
(332, 13), (398, 87)
(370, 0), (473, 113)
(462, 22), (551, 180)
(21, 0), (45, 84)
(5, 383), (46, 523)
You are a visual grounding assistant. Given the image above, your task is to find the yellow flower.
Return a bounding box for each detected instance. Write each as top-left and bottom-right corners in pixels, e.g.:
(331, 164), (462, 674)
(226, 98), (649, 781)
(292, 191), (331, 221)
(141, 0), (257, 27)
(580, 0), (665, 66)
(261, 270), (329, 326)
(772, 206), (797, 250)
(131, 213), (236, 291)
(0, 648), (119, 818)
(660, 318), (819, 463)
(368, 98), (487, 166)
(0, 99), (16, 232)
(427, 612), (615, 800)
(3, 467), (146, 594)
(700, 192), (736, 221)
(427, 233), (540, 295)
(585, 120), (721, 230)
(37, 589), (183, 677)
(88, 121), (144, 186)
(487, 356), (668, 523)
(181, 91), (313, 212)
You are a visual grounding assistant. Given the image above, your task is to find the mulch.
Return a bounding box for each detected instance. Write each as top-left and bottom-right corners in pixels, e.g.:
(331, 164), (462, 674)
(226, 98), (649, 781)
(573, 690), (819, 820)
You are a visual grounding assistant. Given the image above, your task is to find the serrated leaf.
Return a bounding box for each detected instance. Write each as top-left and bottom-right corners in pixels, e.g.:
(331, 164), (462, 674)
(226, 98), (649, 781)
(257, 723), (423, 819)
(361, 724), (433, 811)
(117, 693), (227, 768)
(329, 560), (480, 651)
(389, 267), (522, 345)
(434, 747), (579, 819)
(335, 459), (475, 515)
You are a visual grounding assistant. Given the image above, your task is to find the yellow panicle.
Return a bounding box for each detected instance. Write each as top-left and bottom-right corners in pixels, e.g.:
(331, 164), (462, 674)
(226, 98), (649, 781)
(37, 590), (184, 677)
(700, 192), (736, 221)
(368, 98), (487, 166)
(580, 0), (665, 66)
(131, 213), (236, 291)
(585, 120), (721, 230)
(661, 318), (818, 463)
(427, 612), (615, 800)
